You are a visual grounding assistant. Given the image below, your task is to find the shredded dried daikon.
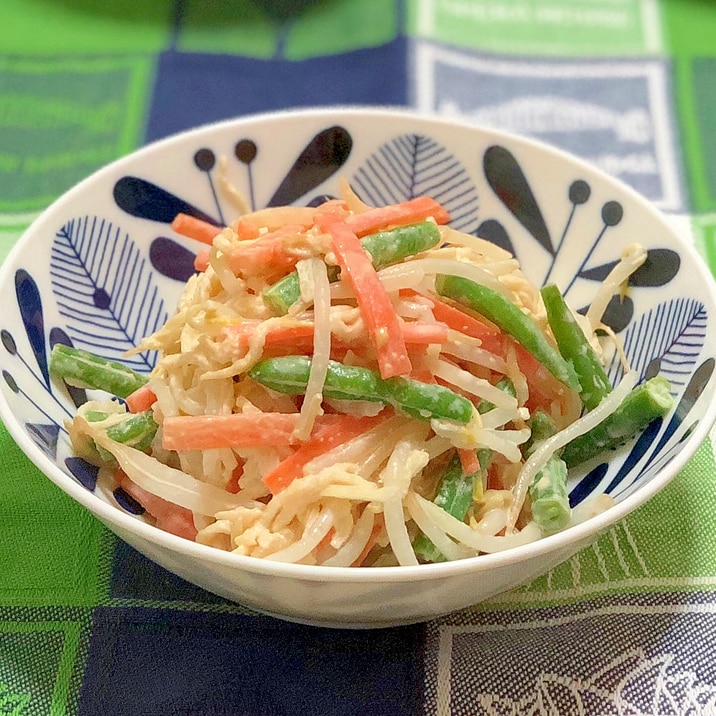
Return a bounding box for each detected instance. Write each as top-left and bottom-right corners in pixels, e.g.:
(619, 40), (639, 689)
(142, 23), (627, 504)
(586, 244), (647, 330)
(293, 258), (331, 440)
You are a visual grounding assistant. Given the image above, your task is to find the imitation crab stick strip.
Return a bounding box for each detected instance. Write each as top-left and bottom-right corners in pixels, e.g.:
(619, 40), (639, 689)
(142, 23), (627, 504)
(422, 295), (505, 355)
(345, 196), (451, 237)
(513, 344), (576, 414)
(171, 213), (223, 245)
(400, 322), (449, 345)
(125, 384), (157, 414)
(194, 249), (210, 272)
(457, 448), (481, 475)
(262, 413), (389, 495)
(116, 470), (198, 540)
(317, 214), (412, 379)
(227, 224), (307, 275)
(234, 219), (261, 240)
(161, 412), (345, 451)
(401, 289), (506, 356)
(225, 463), (244, 494)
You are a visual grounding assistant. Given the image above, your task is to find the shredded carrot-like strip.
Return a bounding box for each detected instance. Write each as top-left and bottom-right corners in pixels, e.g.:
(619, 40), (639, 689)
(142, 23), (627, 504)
(171, 213), (223, 245)
(317, 214), (412, 379)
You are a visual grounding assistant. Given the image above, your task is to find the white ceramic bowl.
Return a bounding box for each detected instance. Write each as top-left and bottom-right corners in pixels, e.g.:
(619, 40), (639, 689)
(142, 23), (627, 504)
(2, 107), (716, 628)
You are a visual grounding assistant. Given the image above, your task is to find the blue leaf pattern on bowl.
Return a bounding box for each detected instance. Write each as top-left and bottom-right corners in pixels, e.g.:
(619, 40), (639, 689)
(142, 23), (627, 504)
(351, 134), (479, 234)
(26, 422), (59, 460)
(50, 216), (168, 372)
(65, 457), (99, 491)
(267, 126), (352, 207)
(484, 144), (553, 255)
(608, 298), (707, 390)
(642, 358), (715, 466)
(15, 269), (50, 389)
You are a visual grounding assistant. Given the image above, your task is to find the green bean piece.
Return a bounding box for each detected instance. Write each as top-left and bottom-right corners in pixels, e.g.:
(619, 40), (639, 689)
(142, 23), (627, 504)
(107, 412), (159, 452)
(522, 410), (558, 458)
(412, 536), (447, 563)
(413, 452), (476, 563)
(433, 453), (475, 516)
(82, 410), (114, 462)
(435, 275), (581, 392)
(519, 407), (570, 532)
(50, 344), (147, 398)
(562, 376), (674, 468)
(249, 356), (381, 400)
(262, 221), (441, 314)
(262, 266), (339, 315)
(529, 454), (571, 532)
(81, 410), (159, 462)
(381, 376), (474, 423)
(476, 448), (492, 473)
(541, 283), (611, 410)
(248, 356), (474, 423)
(359, 221), (441, 267)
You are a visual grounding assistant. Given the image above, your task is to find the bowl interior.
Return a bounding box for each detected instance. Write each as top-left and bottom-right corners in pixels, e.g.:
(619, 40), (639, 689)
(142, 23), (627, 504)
(2, 107), (716, 575)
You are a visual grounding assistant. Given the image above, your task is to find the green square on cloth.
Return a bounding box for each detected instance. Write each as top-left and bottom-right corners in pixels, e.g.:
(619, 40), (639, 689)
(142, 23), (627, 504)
(0, 425), (109, 608)
(405, 0), (662, 56)
(0, 0), (174, 55)
(0, 56), (152, 213)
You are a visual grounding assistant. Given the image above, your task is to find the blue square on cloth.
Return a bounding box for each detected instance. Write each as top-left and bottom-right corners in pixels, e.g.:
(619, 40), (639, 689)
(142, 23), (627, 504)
(412, 44), (686, 213)
(144, 40), (408, 143)
(78, 607), (424, 716)
(109, 540), (232, 606)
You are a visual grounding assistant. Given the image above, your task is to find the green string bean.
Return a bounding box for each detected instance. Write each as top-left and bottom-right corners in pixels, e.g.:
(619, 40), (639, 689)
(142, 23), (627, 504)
(50, 344), (147, 398)
(562, 376), (673, 468)
(248, 356), (474, 423)
(413, 380), (514, 562)
(529, 455), (571, 532)
(413, 452), (475, 562)
(541, 283), (611, 410)
(435, 275), (581, 392)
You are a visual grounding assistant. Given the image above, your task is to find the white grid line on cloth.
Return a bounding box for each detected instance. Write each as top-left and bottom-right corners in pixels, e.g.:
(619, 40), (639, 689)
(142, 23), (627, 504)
(489, 575), (716, 607)
(412, 0), (665, 55)
(640, 0), (664, 53)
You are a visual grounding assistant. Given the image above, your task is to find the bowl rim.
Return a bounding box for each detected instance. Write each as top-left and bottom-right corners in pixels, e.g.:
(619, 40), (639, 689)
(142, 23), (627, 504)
(3, 104), (716, 585)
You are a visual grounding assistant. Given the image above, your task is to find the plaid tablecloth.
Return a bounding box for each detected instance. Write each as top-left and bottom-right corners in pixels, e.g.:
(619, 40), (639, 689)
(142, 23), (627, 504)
(2, 1), (716, 714)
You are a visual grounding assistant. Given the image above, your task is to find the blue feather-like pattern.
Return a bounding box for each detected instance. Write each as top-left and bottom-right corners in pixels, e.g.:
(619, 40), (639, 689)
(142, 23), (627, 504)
(351, 134), (479, 234)
(50, 216), (168, 373)
(15, 269), (49, 388)
(607, 298), (707, 391)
